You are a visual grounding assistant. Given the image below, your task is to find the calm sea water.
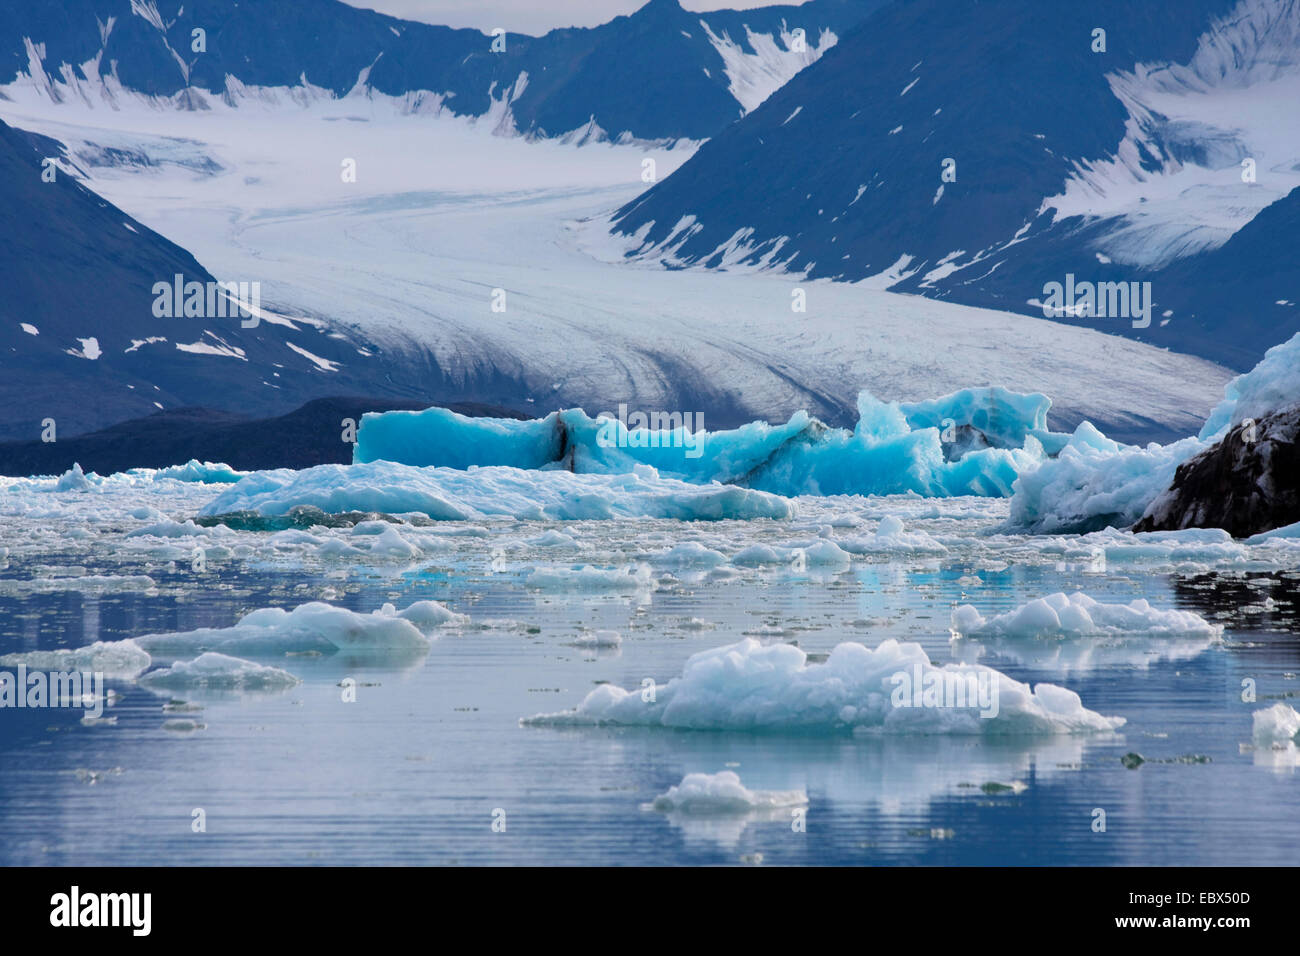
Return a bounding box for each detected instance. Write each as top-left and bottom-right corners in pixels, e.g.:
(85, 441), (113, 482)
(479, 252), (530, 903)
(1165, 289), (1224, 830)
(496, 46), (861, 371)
(1, 519), (1296, 866)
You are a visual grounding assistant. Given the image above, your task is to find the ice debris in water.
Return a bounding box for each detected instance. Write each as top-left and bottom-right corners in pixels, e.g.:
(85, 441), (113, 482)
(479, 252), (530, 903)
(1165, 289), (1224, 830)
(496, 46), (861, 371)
(140, 653), (301, 691)
(952, 592), (1223, 639)
(650, 771), (807, 814)
(1252, 703), (1300, 746)
(522, 637), (1124, 734)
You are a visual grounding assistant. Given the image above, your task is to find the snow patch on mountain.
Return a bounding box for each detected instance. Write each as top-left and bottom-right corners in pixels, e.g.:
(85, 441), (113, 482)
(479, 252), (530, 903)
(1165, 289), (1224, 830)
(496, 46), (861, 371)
(700, 20), (837, 113)
(1043, 0), (1300, 267)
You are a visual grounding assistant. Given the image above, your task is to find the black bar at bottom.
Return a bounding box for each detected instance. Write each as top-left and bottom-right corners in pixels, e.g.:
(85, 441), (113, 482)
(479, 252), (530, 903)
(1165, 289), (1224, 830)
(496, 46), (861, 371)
(2, 866), (1276, 940)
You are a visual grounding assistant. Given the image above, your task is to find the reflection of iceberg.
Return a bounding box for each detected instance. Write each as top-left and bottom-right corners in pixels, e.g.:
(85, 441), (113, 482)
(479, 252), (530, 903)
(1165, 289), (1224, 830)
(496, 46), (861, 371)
(352, 388), (1062, 498)
(523, 637), (1124, 734)
(611, 735), (1094, 848)
(656, 804), (794, 849)
(650, 770), (806, 815)
(951, 632), (1221, 675)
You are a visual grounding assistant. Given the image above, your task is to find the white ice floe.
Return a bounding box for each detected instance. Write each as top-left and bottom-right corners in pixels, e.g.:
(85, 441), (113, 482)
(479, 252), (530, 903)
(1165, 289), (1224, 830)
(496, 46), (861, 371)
(0, 639), (152, 680)
(951, 592), (1223, 639)
(139, 653), (301, 691)
(135, 600), (466, 659)
(839, 516), (947, 555)
(525, 564), (654, 592)
(1252, 703), (1300, 746)
(649, 542), (731, 569)
(650, 770), (807, 814)
(1007, 424), (1202, 534)
(571, 630), (623, 649)
(1247, 520), (1300, 543)
(523, 637), (1124, 735)
(150, 460), (245, 484)
(55, 464), (97, 493)
(200, 461), (794, 522)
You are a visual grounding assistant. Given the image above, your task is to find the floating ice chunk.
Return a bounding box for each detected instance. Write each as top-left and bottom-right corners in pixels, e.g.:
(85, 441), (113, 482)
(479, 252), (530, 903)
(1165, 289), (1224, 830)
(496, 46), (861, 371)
(353, 389), (1053, 499)
(127, 518), (212, 538)
(796, 539), (854, 568)
(650, 542), (730, 568)
(140, 653), (301, 691)
(390, 600), (468, 630)
(525, 564), (654, 592)
(650, 770), (807, 814)
(899, 387), (1056, 451)
(839, 515), (947, 555)
(0, 639), (152, 680)
(1079, 527), (1247, 565)
(1006, 331), (1300, 534)
(525, 530), (578, 547)
(355, 407), (567, 470)
(523, 638), (1124, 735)
(151, 460), (245, 483)
(1201, 331), (1300, 438)
(1248, 520), (1300, 543)
(135, 600), (465, 659)
(350, 523), (420, 558)
(1006, 425), (1204, 533)
(952, 592), (1223, 639)
(200, 461), (793, 522)
(731, 544), (789, 566)
(1252, 703), (1300, 746)
(201, 463), (471, 520)
(55, 464), (96, 493)
(572, 630), (623, 648)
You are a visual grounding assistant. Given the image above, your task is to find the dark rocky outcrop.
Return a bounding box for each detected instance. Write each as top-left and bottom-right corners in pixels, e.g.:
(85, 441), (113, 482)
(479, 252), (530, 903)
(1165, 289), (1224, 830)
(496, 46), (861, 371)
(1134, 406), (1300, 538)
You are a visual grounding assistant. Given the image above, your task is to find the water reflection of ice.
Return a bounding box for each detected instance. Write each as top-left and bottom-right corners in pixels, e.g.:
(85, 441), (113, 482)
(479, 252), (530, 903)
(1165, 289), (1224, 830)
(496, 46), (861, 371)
(951, 632), (1222, 675)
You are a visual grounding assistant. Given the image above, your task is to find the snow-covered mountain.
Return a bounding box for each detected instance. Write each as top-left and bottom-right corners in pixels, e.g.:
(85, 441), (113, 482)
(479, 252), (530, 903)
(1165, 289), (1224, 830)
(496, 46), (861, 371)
(1, 0), (882, 142)
(608, 0), (1300, 368)
(0, 0), (1249, 448)
(0, 116), (411, 441)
